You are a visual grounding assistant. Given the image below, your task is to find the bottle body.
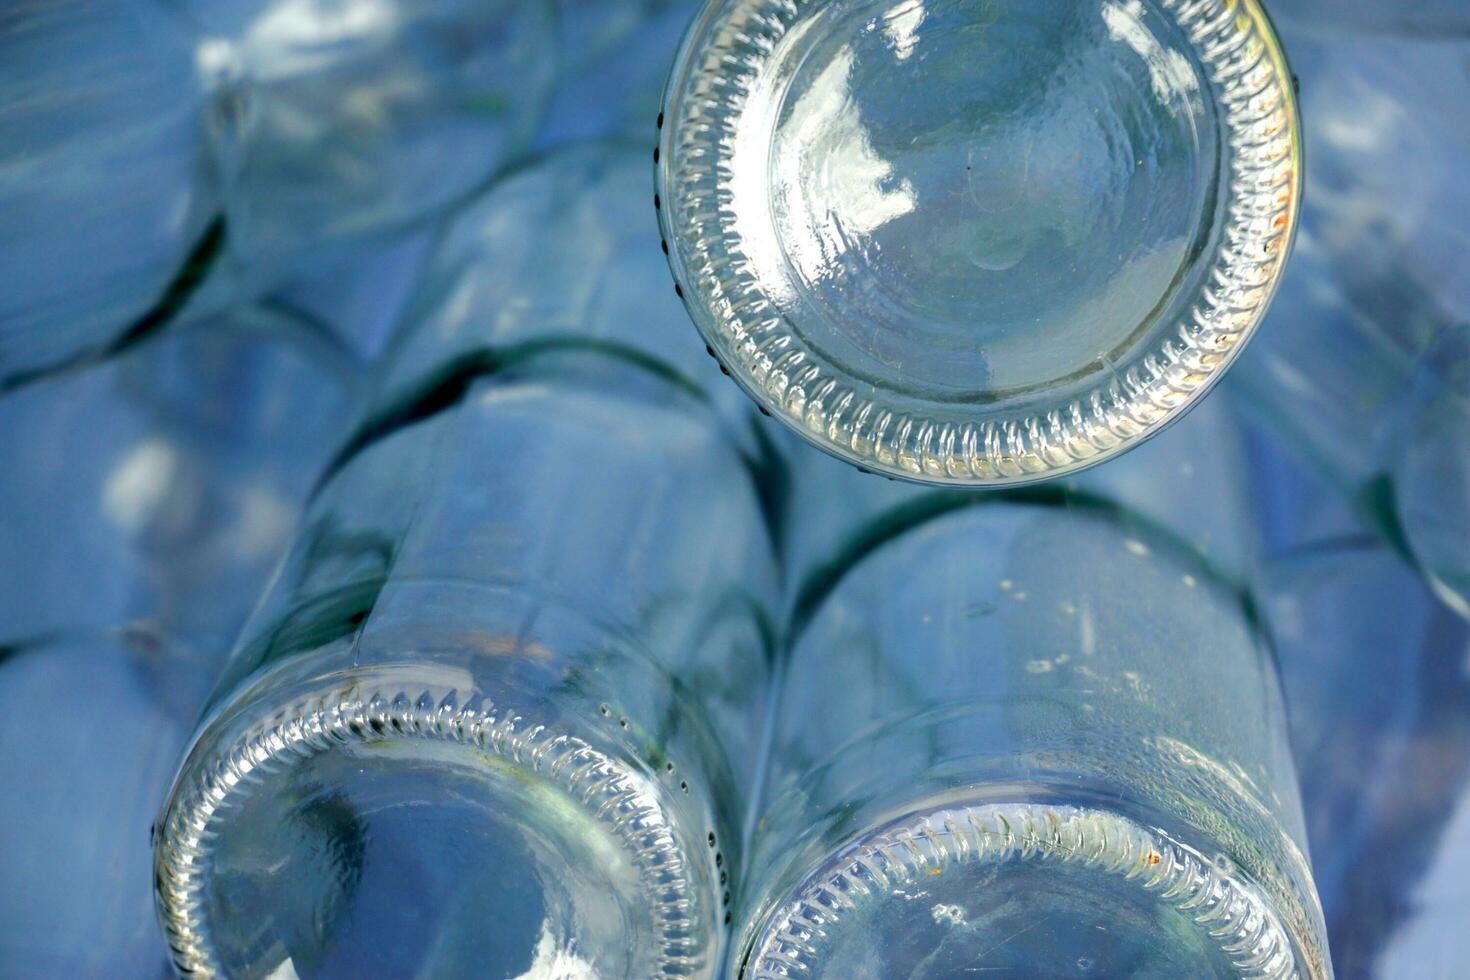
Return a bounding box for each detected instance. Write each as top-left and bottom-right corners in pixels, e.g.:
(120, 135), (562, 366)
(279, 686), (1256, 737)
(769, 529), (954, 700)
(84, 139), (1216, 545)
(736, 404), (1329, 977)
(0, 0), (553, 391)
(155, 143), (777, 978)
(0, 314), (357, 976)
(156, 358), (776, 977)
(1230, 27), (1470, 617)
(1262, 527), (1470, 975)
(0, 307), (358, 645)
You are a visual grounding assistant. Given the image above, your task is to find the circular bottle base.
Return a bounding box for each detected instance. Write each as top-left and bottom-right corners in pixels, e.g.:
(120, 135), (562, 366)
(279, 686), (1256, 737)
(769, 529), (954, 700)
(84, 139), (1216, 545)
(154, 667), (719, 978)
(742, 803), (1322, 979)
(658, 0), (1299, 485)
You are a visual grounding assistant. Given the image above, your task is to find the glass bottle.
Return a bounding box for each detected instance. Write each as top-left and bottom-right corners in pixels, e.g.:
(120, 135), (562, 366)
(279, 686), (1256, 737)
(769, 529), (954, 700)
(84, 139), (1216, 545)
(1229, 27), (1470, 617)
(1264, 533), (1470, 977)
(1235, 409), (1470, 978)
(0, 307), (359, 645)
(656, 0), (1300, 485)
(0, 0), (215, 391)
(153, 144), (777, 978)
(0, 0), (553, 393)
(0, 313), (359, 976)
(1266, 0), (1467, 37)
(733, 399), (1331, 977)
(537, 0), (695, 146)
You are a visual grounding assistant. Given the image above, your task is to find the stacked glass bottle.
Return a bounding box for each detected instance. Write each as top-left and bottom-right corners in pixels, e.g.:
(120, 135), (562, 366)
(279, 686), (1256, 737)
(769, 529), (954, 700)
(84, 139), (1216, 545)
(0, 310), (359, 976)
(0, 0), (554, 391)
(733, 399), (1331, 977)
(153, 145), (777, 977)
(656, 0), (1300, 484)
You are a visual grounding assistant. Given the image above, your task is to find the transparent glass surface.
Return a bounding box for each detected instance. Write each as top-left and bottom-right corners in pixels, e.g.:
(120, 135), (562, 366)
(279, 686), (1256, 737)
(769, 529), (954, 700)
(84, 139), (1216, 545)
(178, 0), (555, 268)
(537, 0), (696, 145)
(0, 315), (355, 977)
(735, 402), (1329, 977)
(1231, 28), (1470, 618)
(382, 142), (759, 440)
(271, 227), (438, 366)
(0, 0), (217, 391)
(0, 310), (357, 646)
(658, 0), (1300, 484)
(155, 147), (778, 979)
(1265, 536), (1470, 978)
(0, 630), (211, 978)
(1267, 0), (1469, 37)
(1, 0), (552, 393)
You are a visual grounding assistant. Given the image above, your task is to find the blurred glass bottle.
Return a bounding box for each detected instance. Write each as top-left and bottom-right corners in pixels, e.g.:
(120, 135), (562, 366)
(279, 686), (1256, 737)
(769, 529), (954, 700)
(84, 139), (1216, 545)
(1266, 0), (1468, 37)
(657, 0), (1300, 485)
(0, 307), (359, 646)
(0, 313), (359, 977)
(733, 400), (1331, 977)
(153, 144), (777, 978)
(1230, 30), (1470, 617)
(0, 0), (553, 391)
(536, 0), (695, 146)
(1232, 410), (1470, 979)
(1265, 533), (1470, 978)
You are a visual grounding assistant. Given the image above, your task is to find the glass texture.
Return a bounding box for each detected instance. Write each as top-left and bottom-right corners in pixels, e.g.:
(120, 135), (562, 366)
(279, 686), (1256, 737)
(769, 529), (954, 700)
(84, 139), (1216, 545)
(0, 0), (216, 390)
(1265, 536), (1470, 978)
(0, 310), (358, 645)
(177, 0), (555, 265)
(657, 0), (1300, 484)
(734, 400), (1329, 977)
(0, 0), (553, 392)
(1231, 28), (1470, 617)
(0, 630), (210, 978)
(153, 145), (778, 979)
(1267, 0), (1469, 37)
(0, 317), (356, 976)
(537, 0), (698, 145)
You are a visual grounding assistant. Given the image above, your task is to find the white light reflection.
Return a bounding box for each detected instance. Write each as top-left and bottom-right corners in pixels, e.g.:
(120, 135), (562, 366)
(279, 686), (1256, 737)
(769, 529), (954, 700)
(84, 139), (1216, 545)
(510, 919), (599, 979)
(102, 440), (179, 531)
(1101, 0), (1199, 112)
(883, 0), (926, 62)
(772, 47), (916, 283)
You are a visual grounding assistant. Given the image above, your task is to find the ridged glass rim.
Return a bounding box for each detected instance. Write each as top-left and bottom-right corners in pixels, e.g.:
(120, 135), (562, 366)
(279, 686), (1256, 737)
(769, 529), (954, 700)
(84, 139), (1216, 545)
(742, 802), (1322, 979)
(153, 668), (714, 978)
(656, 0), (1301, 486)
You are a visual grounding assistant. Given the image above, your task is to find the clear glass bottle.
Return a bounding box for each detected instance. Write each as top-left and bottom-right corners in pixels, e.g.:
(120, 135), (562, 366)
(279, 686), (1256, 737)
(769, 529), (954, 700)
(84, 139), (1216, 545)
(537, 0), (694, 145)
(1229, 28), (1470, 618)
(656, 0), (1300, 485)
(0, 0), (215, 391)
(153, 144), (778, 978)
(1267, 0), (1467, 37)
(0, 313), (358, 976)
(733, 400), (1331, 977)
(1263, 533), (1470, 977)
(0, 0), (553, 392)
(0, 307), (359, 645)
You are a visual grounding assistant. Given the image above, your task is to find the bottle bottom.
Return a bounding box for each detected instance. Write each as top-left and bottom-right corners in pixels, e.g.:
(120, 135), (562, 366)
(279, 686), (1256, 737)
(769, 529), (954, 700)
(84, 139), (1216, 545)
(155, 668), (717, 978)
(742, 803), (1308, 979)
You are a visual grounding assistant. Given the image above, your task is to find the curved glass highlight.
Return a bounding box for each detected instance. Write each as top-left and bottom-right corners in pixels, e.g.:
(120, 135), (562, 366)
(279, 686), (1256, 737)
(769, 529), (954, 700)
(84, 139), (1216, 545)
(0, 0), (553, 392)
(657, 0), (1300, 485)
(734, 403), (1330, 977)
(154, 144), (776, 979)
